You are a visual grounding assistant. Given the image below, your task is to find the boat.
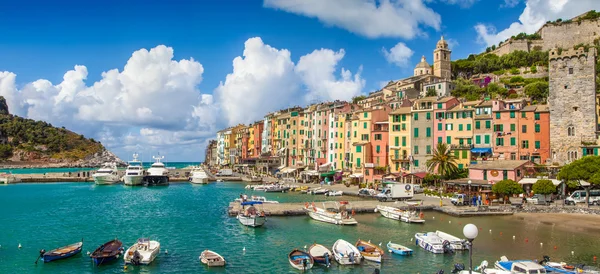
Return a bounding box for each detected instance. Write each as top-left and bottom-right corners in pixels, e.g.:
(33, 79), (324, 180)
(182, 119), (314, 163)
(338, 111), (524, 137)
(308, 243), (332, 267)
(237, 201), (267, 227)
(310, 188), (329, 195)
(144, 155), (169, 186)
(235, 195), (279, 204)
(123, 238), (160, 265)
(216, 179), (223, 182)
(265, 184), (290, 192)
(375, 205), (425, 223)
(539, 256), (595, 274)
(200, 250), (226, 267)
(0, 173), (20, 184)
(288, 249), (314, 271)
(124, 154), (144, 186)
(294, 186), (309, 192)
(93, 163), (120, 185)
(415, 232), (453, 254)
(90, 239), (123, 266)
(434, 230), (466, 250)
(355, 239), (384, 263)
(325, 190), (343, 196)
(189, 166), (209, 184)
(38, 241), (83, 263)
(332, 239), (362, 265)
(387, 242), (413, 256)
(303, 201), (358, 225)
(494, 256), (547, 273)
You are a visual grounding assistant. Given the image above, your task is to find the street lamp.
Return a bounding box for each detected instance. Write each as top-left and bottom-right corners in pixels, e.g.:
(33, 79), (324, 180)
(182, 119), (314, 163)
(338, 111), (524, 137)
(468, 180), (472, 205)
(463, 223), (479, 273)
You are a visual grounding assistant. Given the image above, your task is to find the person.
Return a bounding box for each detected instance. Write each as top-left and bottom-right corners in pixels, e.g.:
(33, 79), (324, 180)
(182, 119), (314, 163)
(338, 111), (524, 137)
(472, 195), (477, 206)
(320, 179), (324, 187)
(478, 194), (482, 206)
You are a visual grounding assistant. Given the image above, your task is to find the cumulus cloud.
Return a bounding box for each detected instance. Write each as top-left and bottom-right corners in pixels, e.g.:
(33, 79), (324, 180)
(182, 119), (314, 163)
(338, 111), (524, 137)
(475, 0), (600, 46)
(439, 0), (478, 8)
(501, 0), (520, 8)
(382, 42), (414, 67)
(263, 0), (441, 39)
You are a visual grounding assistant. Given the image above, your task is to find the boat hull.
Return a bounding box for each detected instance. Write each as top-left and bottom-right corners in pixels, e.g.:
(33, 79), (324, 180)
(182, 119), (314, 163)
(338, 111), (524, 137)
(90, 239), (122, 266)
(332, 240), (362, 265)
(415, 233), (445, 254)
(93, 175), (120, 185)
(387, 243), (413, 256)
(92, 255), (119, 266)
(435, 231), (466, 250)
(123, 175), (144, 186)
(377, 206), (425, 223)
(356, 240), (384, 263)
(288, 249), (314, 270)
(144, 175), (169, 186)
(42, 242), (83, 263)
(190, 177), (209, 184)
(305, 208), (357, 225)
(237, 214), (266, 227)
(123, 242), (160, 265)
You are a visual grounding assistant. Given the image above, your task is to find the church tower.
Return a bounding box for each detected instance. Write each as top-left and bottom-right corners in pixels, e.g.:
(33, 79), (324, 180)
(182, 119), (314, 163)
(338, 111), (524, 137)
(433, 36), (452, 79)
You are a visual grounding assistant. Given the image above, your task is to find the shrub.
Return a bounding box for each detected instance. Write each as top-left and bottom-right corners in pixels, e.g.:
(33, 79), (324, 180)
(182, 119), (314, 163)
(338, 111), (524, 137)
(510, 68), (520, 75)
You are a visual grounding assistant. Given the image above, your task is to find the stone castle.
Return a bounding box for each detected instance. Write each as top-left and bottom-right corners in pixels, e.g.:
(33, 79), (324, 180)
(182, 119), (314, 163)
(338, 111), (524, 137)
(548, 47), (598, 164)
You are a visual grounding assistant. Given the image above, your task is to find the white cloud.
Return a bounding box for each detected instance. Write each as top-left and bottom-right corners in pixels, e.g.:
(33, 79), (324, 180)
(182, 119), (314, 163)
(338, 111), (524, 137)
(501, 0), (520, 8)
(382, 42), (414, 67)
(446, 38), (459, 50)
(475, 0), (600, 46)
(263, 0), (441, 39)
(439, 0), (478, 8)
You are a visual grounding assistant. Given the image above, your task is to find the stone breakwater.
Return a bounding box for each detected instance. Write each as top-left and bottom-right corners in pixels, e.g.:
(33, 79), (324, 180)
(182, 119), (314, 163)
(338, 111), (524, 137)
(514, 204), (600, 215)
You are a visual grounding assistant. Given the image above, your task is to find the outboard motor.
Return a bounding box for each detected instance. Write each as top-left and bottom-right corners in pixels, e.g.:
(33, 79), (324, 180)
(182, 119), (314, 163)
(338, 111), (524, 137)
(436, 270), (445, 274)
(348, 252), (355, 263)
(443, 241), (454, 254)
(324, 252), (330, 267)
(302, 258), (308, 270)
(131, 251), (142, 265)
(373, 269), (381, 274)
(452, 263), (465, 273)
(540, 255), (550, 265)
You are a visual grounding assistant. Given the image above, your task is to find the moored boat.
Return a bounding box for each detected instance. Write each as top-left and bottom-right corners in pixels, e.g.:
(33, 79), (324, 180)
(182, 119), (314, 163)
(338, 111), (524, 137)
(332, 239), (362, 265)
(124, 154), (144, 186)
(38, 241), (83, 263)
(304, 201), (357, 225)
(144, 155), (169, 186)
(415, 232), (453, 254)
(265, 184), (290, 192)
(387, 242), (413, 256)
(190, 166), (209, 184)
(494, 256), (547, 273)
(288, 249), (314, 271)
(200, 250), (226, 267)
(93, 163), (120, 185)
(90, 239), (123, 266)
(355, 239), (384, 263)
(375, 205), (425, 223)
(123, 238), (160, 265)
(234, 195), (279, 204)
(308, 243), (332, 267)
(539, 256), (590, 274)
(325, 190), (343, 196)
(434, 230), (466, 250)
(237, 201), (267, 227)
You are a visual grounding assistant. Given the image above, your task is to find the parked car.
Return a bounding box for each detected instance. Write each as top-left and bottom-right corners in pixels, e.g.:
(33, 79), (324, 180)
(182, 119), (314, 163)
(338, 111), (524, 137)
(526, 194), (553, 205)
(451, 193), (470, 206)
(412, 184), (424, 194)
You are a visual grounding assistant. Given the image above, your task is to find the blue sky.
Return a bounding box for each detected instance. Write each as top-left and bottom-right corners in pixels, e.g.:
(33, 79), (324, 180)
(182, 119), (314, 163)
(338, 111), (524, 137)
(0, 0), (597, 161)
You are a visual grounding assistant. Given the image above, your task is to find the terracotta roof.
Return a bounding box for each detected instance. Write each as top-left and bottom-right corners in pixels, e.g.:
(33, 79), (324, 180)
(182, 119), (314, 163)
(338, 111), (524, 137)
(390, 107), (412, 114)
(470, 160), (531, 170)
(403, 172), (427, 179)
(535, 105), (549, 112)
(436, 97), (456, 103)
(463, 100), (482, 106)
(478, 100), (493, 107)
(521, 105), (537, 112)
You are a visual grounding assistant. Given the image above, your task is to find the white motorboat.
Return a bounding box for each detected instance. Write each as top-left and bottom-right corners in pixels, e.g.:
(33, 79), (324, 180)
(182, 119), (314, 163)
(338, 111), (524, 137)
(325, 190), (343, 196)
(189, 166), (209, 184)
(494, 256), (547, 273)
(144, 155), (169, 186)
(304, 201), (357, 225)
(415, 232), (453, 254)
(237, 201), (266, 227)
(123, 238), (160, 265)
(199, 250), (225, 267)
(235, 195), (279, 204)
(434, 230), (466, 250)
(310, 188), (329, 195)
(375, 205), (425, 223)
(332, 239), (362, 265)
(93, 163), (120, 185)
(123, 154), (144, 186)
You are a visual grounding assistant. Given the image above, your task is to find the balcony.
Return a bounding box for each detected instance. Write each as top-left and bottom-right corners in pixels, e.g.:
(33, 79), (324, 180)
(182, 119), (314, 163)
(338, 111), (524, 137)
(474, 113), (492, 119)
(451, 144), (474, 150)
(391, 155), (409, 162)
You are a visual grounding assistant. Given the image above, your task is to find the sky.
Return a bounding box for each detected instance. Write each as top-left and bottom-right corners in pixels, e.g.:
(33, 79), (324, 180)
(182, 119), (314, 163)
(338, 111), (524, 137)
(0, 0), (598, 162)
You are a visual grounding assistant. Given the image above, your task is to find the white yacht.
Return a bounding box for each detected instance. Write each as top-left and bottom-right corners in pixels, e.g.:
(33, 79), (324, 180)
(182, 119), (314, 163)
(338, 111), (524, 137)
(124, 153), (144, 186)
(304, 202), (357, 225)
(189, 166), (209, 184)
(92, 163), (120, 185)
(144, 155), (169, 186)
(123, 238), (160, 265)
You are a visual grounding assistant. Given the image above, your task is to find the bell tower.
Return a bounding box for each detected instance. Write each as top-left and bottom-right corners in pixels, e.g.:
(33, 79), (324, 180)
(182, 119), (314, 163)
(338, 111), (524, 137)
(433, 36), (452, 80)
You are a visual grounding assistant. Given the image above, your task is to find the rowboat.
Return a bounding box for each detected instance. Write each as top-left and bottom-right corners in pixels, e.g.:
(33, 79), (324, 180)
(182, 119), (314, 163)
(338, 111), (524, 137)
(387, 242), (413, 256)
(332, 239), (362, 265)
(200, 250), (226, 267)
(38, 241), (83, 263)
(308, 243), (332, 267)
(304, 202), (357, 225)
(355, 239), (384, 263)
(288, 249), (314, 271)
(90, 239), (123, 266)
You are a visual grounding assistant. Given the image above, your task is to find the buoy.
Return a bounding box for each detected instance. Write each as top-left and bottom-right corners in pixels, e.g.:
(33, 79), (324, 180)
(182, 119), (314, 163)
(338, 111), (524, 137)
(489, 229), (492, 233)
(243, 247), (246, 252)
(593, 256), (597, 261)
(449, 221), (451, 224)
(165, 249), (168, 254)
(18, 243), (21, 249)
(304, 245), (307, 250)
(500, 232), (503, 236)
(124, 265), (128, 270)
(87, 251), (91, 255)
(540, 243), (543, 247)
(433, 216), (435, 219)
(374, 208), (378, 213)
(554, 246), (557, 250)
(571, 251), (574, 255)
(379, 242), (382, 247)
(410, 238), (413, 242)
(525, 238), (529, 243)
(512, 236), (516, 240)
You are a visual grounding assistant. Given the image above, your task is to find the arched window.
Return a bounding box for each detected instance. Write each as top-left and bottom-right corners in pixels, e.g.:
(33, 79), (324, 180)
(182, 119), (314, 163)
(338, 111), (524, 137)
(443, 53), (447, 60)
(436, 53), (439, 60)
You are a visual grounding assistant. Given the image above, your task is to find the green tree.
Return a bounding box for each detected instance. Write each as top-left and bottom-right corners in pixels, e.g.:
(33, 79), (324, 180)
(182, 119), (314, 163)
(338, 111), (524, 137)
(530, 65), (537, 73)
(532, 179), (556, 203)
(426, 143), (458, 194)
(0, 144), (13, 159)
(492, 179), (524, 204)
(352, 95), (367, 104)
(558, 156), (600, 207)
(524, 81), (549, 102)
(425, 88), (437, 97)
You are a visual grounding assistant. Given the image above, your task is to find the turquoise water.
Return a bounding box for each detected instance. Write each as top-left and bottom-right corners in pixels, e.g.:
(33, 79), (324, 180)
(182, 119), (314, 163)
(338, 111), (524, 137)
(1, 182), (599, 273)
(0, 162), (200, 174)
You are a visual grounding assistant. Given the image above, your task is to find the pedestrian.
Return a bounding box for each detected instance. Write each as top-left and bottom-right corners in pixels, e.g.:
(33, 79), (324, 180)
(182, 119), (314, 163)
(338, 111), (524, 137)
(472, 195), (477, 206)
(478, 194), (482, 206)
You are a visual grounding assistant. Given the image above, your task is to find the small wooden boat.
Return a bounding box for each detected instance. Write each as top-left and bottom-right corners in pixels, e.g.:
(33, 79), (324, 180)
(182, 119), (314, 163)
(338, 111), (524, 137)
(308, 243), (332, 267)
(38, 241), (83, 263)
(387, 242), (413, 256)
(355, 239), (384, 263)
(294, 186), (309, 192)
(288, 249), (314, 271)
(200, 250), (226, 267)
(90, 239), (123, 266)
(332, 239), (362, 265)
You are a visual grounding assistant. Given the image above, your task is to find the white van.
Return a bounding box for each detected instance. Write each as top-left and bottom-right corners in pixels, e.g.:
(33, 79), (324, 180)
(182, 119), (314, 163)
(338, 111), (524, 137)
(565, 189), (600, 205)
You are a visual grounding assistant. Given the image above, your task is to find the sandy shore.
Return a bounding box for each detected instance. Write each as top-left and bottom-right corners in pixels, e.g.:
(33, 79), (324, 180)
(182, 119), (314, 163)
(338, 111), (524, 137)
(512, 212), (600, 234)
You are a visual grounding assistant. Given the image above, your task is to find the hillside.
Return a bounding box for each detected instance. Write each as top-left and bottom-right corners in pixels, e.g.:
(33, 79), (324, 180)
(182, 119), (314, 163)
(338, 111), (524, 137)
(0, 96), (124, 167)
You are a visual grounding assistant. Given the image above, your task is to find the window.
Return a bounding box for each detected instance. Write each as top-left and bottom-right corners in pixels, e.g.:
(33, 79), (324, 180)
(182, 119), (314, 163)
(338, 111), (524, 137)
(522, 125), (527, 133)
(426, 127), (431, 137)
(446, 136), (451, 144)
(569, 67), (573, 74)
(361, 134), (369, 141)
(414, 146), (419, 154)
(475, 135), (481, 144)
(494, 124), (504, 132)
(437, 103), (442, 109)
(356, 146), (362, 153)
(402, 136), (406, 146)
(357, 158), (361, 167)
(496, 138), (504, 146)
(510, 111), (515, 118)
(454, 150), (459, 158)
(534, 113), (540, 120)
(414, 128), (419, 138)
(508, 124), (514, 132)
(414, 160), (419, 167)
(521, 112), (526, 118)
(395, 137), (399, 146)
(402, 114), (406, 121)
(376, 145), (381, 153)
(485, 121), (491, 129)
(426, 145), (431, 154)
(568, 126), (575, 136)
(467, 124), (471, 131)
(395, 162), (399, 171)
(438, 123), (442, 131)
(522, 140), (529, 149)
(363, 122), (367, 129)
(354, 131), (357, 138)
(535, 141), (540, 149)
(535, 124), (540, 133)
(426, 112), (431, 120)
(374, 134), (382, 140)
(475, 121), (481, 129)
(414, 113), (419, 120)
(446, 124), (453, 130)
(495, 112), (501, 119)
(459, 124), (463, 131)
(462, 150), (468, 159)
(510, 137), (516, 146)
(484, 135), (490, 144)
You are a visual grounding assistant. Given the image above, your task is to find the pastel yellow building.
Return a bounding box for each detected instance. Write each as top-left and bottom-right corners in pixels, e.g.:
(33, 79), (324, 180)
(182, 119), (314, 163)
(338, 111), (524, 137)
(444, 103), (475, 169)
(388, 107), (412, 173)
(350, 109), (371, 176)
(334, 112), (347, 171)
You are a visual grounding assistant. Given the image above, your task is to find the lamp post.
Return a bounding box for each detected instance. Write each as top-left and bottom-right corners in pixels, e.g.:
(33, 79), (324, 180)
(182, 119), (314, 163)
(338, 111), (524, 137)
(468, 180), (472, 205)
(463, 223), (479, 273)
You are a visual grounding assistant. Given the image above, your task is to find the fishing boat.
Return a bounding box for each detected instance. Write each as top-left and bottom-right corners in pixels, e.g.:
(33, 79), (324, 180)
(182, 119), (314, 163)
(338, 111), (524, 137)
(234, 195), (279, 204)
(308, 243), (332, 267)
(237, 201), (267, 227)
(494, 256), (547, 273)
(332, 239), (362, 265)
(123, 238), (160, 265)
(38, 240), (83, 263)
(434, 230), (466, 250)
(200, 250), (226, 267)
(325, 190), (343, 196)
(375, 205), (425, 223)
(387, 242), (413, 256)
(288, 249), (314, 271)
(90, 239), (123, 266)
(355, 239), (384, 263)
(303, 201), (357, 225)
(415, 232), (453, 254)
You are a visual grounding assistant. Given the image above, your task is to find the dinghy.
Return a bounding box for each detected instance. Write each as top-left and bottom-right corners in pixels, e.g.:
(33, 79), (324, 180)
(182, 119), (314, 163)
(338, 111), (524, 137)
(38, 240), (83, 263)
(332, 239), (362, 265)
(308, 243), (332, 267)
(90, 239), (123, 266)
(387, 242), (413, 256)
(355, 239), (384, 263)
(288, 249), (314, 271)
(200, 250), (226, 267)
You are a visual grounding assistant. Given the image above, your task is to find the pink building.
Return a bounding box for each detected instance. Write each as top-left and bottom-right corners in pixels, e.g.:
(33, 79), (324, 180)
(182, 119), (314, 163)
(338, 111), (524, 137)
(468, 160), (531, 183)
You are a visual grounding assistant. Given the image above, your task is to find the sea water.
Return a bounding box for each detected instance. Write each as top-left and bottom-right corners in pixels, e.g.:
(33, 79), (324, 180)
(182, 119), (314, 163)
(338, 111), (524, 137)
(0, 182), (599, 273)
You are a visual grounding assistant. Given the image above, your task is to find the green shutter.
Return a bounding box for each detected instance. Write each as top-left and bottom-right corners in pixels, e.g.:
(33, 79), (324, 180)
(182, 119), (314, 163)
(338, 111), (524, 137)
(438, 137), (442, 144)
(426, 127), (431, 137)
(475, 121), (480, 129)
(510, 111), (515, 118)
(458, 164), (464, 169)
(414, 113), (418, 120)
(414, 128), (419, 138)
(595, 148), (599, 155)
(510, 124), (515, 131)
(476, 135), (481, 144)
(426, 145), (431, 154)
(510, 137), (516, 146)
(467, 124), (471, 131)
(357, 158), (361, 167)
(376, 145), (380, 153)
(459, 124), (463, 131)
(414, 160), (419, 167)
(495, 112), (501, 119)
(446, 136), (451, 144)
(485, 121), (491, 129)
(395, 137), (399, 146)
(462, 150), (468, 159)
(438, 123), (442, 131)
(535, 113), (540, 120)
(454, 150), (459, 158)
(484, 135), (490, 144)
(535, 141), (540, 149)
(356, 146), (362, 153)
(437, 103), (442, 109)
(363, 122), (367, 129)
(535, 124), (540, 133)
(402, 136), (406, 146)
(426, 112), (431, 120)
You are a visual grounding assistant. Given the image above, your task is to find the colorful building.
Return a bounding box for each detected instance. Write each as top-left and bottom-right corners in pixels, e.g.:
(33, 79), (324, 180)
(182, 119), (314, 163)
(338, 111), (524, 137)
(445, 102), (475, 169)
(411, 97), (436, 172)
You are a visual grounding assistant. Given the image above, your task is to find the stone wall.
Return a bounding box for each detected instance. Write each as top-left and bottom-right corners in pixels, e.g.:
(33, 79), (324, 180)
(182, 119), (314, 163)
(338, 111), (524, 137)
(548, 47), (598, 165)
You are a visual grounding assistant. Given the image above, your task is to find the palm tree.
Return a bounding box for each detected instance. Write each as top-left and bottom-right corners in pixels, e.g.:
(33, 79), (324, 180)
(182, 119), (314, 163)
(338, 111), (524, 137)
(426, 143), (458, 191)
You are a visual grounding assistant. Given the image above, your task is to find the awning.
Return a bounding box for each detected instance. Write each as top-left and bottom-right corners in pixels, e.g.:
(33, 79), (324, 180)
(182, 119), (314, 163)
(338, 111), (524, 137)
(518, 178), (562, 186)
(277, 165), (286, 170)
(320, 171), (336, 177)
(471, 148), (492, 153)
(281, 167), (297, 174)
(350, 173), (363, 178)
(384, 175), (396, 179)
(301, 170), (319, 176)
